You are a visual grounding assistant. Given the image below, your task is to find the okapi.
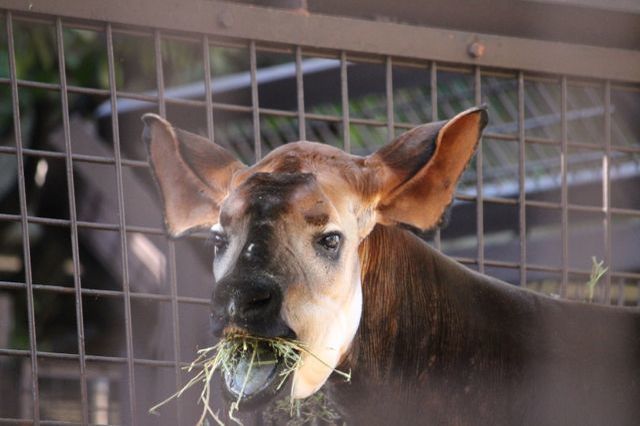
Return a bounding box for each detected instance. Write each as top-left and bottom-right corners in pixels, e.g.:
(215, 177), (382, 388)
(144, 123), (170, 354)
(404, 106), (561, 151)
(142, 107), (640, 425)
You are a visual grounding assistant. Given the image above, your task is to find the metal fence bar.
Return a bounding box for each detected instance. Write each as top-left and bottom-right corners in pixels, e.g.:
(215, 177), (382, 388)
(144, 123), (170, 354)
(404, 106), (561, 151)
(431, 62), (441, 250)
(4, 198), (640, 232)
(560, 76), (569, 298)
(0, 419), (117, 426)
(386, 56), (395, 142)
(2, 105), (638, 156)
(10, 0), (640, 82)
(602, 81), (613, 305)
(5, 260), (640, 293)
(203, 34), (215, 142)
(618, 264), (627, 307)
(55, 16), (90, 424)
(0, 347), (201, 367)
(154, 30), (166, 118)
(474, 66), (484, 273)
(0, 214), (166, 234)
(518, 71), (527, 287)
(153, 28), (185, 426)
(3, 56), (639, 97)
(250, 40), (261, 161)
(0, 281), (211, 304)
(167, 243), (183, 424)
(0, 146), (150, 167)
(340, 51), (350, 153)
(295, 46), (306, 140)
(106, 22), (137, 424)
(6, 10), (40, 424)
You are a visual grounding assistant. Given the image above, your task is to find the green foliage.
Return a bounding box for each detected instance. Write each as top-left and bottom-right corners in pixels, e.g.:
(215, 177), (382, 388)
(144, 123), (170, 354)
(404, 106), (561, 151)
(585, 257), (608, 303)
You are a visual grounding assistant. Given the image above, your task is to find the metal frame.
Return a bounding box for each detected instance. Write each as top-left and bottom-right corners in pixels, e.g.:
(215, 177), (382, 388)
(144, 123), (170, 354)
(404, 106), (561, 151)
(0, 1), (639, 425)
(4, 0), (640, 82)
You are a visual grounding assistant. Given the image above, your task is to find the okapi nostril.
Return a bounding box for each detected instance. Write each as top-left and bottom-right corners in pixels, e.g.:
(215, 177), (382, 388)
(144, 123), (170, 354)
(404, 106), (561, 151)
(242, 241), (267, 263)
(243, 291), (272, 312)
(227, 300), (237, 317)
(249, 293), (271, 307)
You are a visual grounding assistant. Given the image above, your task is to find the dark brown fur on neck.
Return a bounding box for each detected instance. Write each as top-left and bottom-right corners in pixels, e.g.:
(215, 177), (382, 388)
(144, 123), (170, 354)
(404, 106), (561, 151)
(332, 225), (640, 426)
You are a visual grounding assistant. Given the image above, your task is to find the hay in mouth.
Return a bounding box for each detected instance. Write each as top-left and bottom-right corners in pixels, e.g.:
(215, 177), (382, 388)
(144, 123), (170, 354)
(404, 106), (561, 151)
(149, 333), (350, 425)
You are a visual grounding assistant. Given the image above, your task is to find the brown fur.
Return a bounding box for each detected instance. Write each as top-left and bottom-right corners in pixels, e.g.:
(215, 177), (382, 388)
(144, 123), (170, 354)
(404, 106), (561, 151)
(332, 225), (640, 425)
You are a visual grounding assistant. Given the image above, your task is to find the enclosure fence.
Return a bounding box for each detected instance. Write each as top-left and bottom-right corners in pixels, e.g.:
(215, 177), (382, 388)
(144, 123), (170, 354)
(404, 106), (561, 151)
(1, 1), (640, 425)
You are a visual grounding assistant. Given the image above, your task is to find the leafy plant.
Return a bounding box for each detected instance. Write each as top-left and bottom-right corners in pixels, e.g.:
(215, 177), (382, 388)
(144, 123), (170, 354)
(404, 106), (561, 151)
(585, 257), (608, 303)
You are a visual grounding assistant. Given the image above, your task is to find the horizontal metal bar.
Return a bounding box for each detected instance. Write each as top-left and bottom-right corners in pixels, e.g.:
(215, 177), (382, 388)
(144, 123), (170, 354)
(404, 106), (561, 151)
(1, 80), (638, 153)
(1, 120), (636, 163)
(0, 280), (210, 305)
(4, 58), (639, 99)
(0, 213), (213, 242)
(447, 258), (640, 280)
(0, 420), (118, 426)
(0, 146), (149, 168)
(5, 1), (640, 82)
(2, 128), (638, 160)
(0, 347), (191, 368)
(7, 199), (636, 232)
(1, 198), (639, 234)
(457, 194), (515, 205)
(0, 213), (167, 234)
(4, 265), (638, 300)
(3, 13), (640, 92)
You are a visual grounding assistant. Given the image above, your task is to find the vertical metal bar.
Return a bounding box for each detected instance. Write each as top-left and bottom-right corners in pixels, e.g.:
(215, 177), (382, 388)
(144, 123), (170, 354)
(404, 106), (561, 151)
(560, 76), (569, 298)
(106, 23), (137, 424)
(603, 81), (612, 305)
(385, 56), (394, 142)
(154, 30), (166, 118)
(617, 268), (625, 308)
(601, 80), (612, 305)
(249, 41), (261, 161)
(518, 72), (527, 287)
(431, 62), (441, 250)
(155, 30), (184, 425)
(55, 17), (89, 424)
(6, 11), (40, 424)
(167, 242), (182, 424)
(295, 46), (306, 140)
(340, 51), (350, 153)
(203, 35), (215, 141)
(474, 67), (484, 274)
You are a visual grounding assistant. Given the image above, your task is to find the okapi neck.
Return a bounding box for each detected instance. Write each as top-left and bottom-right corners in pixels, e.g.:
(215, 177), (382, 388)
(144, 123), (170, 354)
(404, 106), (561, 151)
(343, 225), (442, 380)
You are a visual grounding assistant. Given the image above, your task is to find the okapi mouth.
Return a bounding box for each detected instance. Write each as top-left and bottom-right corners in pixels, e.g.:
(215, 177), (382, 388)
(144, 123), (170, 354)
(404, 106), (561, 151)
(220, 329), (298, 408)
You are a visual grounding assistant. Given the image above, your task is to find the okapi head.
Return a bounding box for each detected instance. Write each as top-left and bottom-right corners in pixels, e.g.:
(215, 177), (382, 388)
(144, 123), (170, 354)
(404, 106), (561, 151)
(142, 106), (488, 405)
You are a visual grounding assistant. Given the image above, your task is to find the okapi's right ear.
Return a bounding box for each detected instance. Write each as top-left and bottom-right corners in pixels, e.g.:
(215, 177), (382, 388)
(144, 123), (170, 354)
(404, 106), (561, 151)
(142, 114), (246, 238)
(370, 106), (488, 231)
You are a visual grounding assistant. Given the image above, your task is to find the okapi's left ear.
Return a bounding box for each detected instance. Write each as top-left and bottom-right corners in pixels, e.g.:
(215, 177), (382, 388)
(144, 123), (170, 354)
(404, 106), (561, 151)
(142, 114), (246, 238)
(371, 106), (488, 231)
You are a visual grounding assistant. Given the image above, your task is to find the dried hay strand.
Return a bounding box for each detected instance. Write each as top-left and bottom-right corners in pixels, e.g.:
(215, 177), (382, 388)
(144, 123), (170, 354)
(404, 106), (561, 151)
(149, 334), (350, 425)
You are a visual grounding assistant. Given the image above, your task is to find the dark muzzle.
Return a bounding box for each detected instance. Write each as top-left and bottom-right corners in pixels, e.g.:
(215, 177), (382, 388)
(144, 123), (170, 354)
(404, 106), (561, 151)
(210, 274), (291, 338)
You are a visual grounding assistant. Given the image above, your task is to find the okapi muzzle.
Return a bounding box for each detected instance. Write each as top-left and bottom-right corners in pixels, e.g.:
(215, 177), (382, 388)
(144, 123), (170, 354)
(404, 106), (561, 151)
(142, 107), (490, 405)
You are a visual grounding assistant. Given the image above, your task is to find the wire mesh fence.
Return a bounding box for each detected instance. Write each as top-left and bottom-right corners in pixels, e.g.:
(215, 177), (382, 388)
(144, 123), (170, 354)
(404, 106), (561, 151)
(1, 3), (639, 425)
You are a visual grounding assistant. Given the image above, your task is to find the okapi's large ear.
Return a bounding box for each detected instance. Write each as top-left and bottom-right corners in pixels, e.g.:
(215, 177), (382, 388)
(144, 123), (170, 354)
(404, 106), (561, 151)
(371, 106), (488, 231)
(142, 114), (246, 238)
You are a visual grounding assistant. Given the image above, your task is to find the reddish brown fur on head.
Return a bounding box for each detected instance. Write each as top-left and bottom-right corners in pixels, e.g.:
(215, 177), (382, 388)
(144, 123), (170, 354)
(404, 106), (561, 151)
(142, 106), (488, 399)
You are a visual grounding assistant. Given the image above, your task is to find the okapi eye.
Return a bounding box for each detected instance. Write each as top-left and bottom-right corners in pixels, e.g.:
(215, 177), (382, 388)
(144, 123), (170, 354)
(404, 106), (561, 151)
(316, 232), (342, 253)
(209, 231), (229, 254)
